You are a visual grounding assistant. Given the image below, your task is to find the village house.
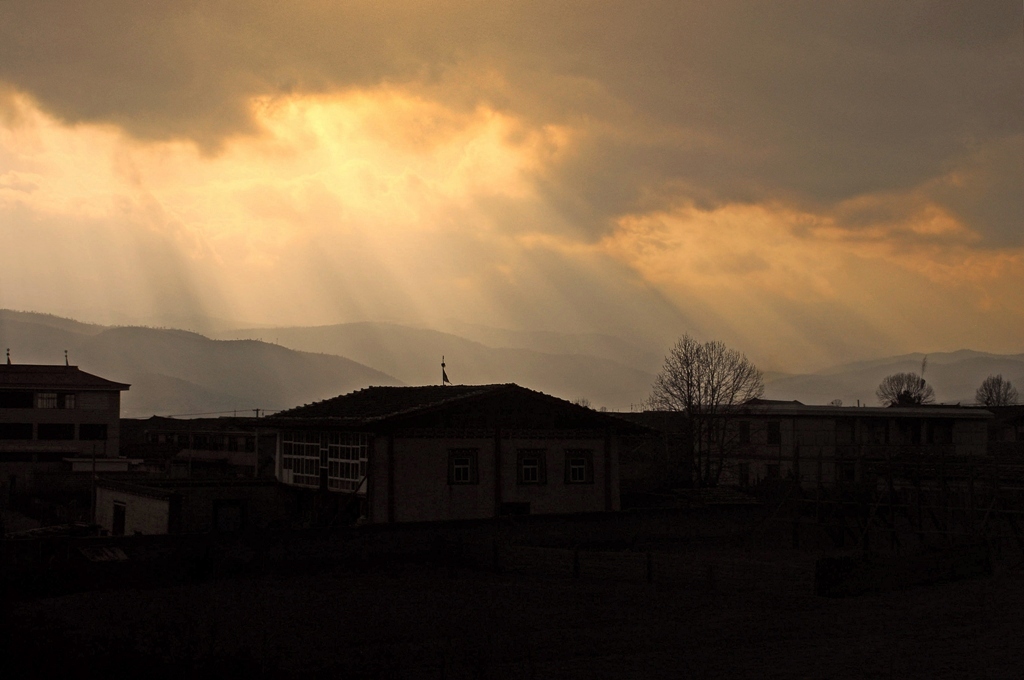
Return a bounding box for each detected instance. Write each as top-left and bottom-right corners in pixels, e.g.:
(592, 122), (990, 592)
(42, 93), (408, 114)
(119, 416), (277, 479)
(621, 400), (993, 491)
(267, 384), (644, 524)
(0, 362), (132, 501)
(94, 478), (293, 535)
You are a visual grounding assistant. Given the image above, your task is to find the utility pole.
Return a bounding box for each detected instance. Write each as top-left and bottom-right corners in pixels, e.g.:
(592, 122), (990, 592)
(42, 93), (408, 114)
(253, 409), (260, 479)
(90, 443), (97, 526)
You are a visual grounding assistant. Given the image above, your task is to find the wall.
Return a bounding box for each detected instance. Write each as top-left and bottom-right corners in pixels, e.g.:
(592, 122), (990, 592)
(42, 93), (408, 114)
(95, 482), (295, 535)
(95, 485), (170, 535)
(175, 483), (293, 533)
(0, 388), (122, 461)
(372, 433), (618, 524)
(719, 412), (993, 488)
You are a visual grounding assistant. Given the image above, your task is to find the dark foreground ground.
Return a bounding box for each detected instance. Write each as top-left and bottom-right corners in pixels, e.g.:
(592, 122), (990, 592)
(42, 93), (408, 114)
(5, 551), (1024, 679)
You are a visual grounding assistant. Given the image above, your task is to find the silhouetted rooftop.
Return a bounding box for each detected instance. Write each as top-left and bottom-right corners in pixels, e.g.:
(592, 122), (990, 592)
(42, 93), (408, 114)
(0, 364), (130, 390)
(274, 384), (513, 421)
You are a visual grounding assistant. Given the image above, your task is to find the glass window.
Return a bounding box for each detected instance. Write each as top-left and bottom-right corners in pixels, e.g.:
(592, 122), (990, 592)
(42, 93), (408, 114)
(738, 421), (751, 445)
(564, 450), (593, 484)
(37, 423), (75, 440)
(448, 449), (478, 485)
(79, 424), (108, 441)
(517, 449), (546, 484)
(35, 393), (58, 409)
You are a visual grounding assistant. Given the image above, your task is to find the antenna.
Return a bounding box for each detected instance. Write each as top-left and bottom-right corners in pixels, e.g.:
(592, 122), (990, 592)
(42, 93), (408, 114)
(5, 349), (9, 365)
(441, 356), (450, 386)
(64, 349), (69, 366)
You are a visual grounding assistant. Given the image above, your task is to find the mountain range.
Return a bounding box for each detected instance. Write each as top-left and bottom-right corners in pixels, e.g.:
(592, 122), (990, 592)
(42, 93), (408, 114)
(1, 309), (1021, 416)
(763, 351), (1024, 406)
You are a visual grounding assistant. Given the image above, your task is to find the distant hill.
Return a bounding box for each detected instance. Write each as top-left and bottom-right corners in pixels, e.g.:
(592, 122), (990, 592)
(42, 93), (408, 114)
(0, 311), (400, 417)
(438, 320), (666, 373)
(6, 309), (1021, 413)
(217, 322), (657, 410)
(765, 350), (1024, 405)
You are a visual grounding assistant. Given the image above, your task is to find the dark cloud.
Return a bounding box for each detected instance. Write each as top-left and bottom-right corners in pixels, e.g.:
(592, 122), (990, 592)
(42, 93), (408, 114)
(1, 1), (1020, 240)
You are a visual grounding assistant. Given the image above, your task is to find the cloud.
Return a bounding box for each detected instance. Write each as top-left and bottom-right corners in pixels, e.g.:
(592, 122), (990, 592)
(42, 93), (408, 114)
(0, 2), (1021, 372)
(1, 2), (1020, 239)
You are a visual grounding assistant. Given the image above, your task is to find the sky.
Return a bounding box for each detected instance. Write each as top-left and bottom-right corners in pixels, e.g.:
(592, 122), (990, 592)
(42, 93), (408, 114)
(0, 1), (1021, 373)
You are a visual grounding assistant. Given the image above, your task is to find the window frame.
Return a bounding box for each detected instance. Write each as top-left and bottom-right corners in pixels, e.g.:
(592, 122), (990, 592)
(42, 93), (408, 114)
(37, 423), (76, 441)
(448, 448), (479, 485)
(516, 449), (547, 485)
(737, 461), (750, 487)
(79, 423), (108, 441)
(35, 392), (58, 409)
(737, 421), (751, 445)
(837, 460), (856, 484)
(564, 449), (594, 485)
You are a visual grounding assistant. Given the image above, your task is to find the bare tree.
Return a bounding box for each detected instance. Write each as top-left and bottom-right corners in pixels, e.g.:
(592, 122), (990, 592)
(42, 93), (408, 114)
(976, 374), (1019, 407)
(647, 334), (764, 486)
(876, 372), (935, 406)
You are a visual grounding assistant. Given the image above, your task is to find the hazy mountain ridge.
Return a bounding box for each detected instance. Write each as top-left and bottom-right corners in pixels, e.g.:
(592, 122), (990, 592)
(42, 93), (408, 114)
(4, 309), (1022, 414)
(438, 320), (666, 373)
(0, 311), (401, 417)
(765, 350), (1024, 406)
(217, 322), (657, 410)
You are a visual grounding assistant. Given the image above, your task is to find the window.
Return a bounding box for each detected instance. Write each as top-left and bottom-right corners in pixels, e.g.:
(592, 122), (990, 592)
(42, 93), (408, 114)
(564, 449), (594, 484)
(896, 420), (922, 445)
(0, 391), (33, 408)
(928, 420), (953, 445)
(61, 393), (76, 409)
(835, 419), (855, 445)
(37, 423), (75, 440)
(865, 420), (888, 445)
(737, 462), (750, 487)
(112, 501), (126, 536)
(837, 461), (856, 483)
(0, 423), (33, 440)
(738, 421), (751, 445)
(35, 393), (58, 409)
(517, 449), (546, 485)
(766, 421), (781, 446)
(79, 424), (108, 441)
(448, 449), (479, 485)
(323, 432), (369, 491)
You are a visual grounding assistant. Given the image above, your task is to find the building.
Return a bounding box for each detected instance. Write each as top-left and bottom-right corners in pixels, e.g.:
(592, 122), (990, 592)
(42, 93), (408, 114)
(94, 478), (294, 535)
(620, 400), (993, 490)
(268, 384), (643, 524)
(119, 416), (277, 478)
(0, 363), (130, 498)
(984, 405), (1024, 457)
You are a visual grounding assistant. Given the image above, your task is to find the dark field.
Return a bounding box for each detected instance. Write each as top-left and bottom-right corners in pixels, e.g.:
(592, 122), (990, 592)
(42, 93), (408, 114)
(6, 547), (1024, 679)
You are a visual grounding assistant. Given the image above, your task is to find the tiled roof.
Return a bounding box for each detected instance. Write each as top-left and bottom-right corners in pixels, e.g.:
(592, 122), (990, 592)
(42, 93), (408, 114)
(274, 384), (512, 421)
(0, 364), (130, 390)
